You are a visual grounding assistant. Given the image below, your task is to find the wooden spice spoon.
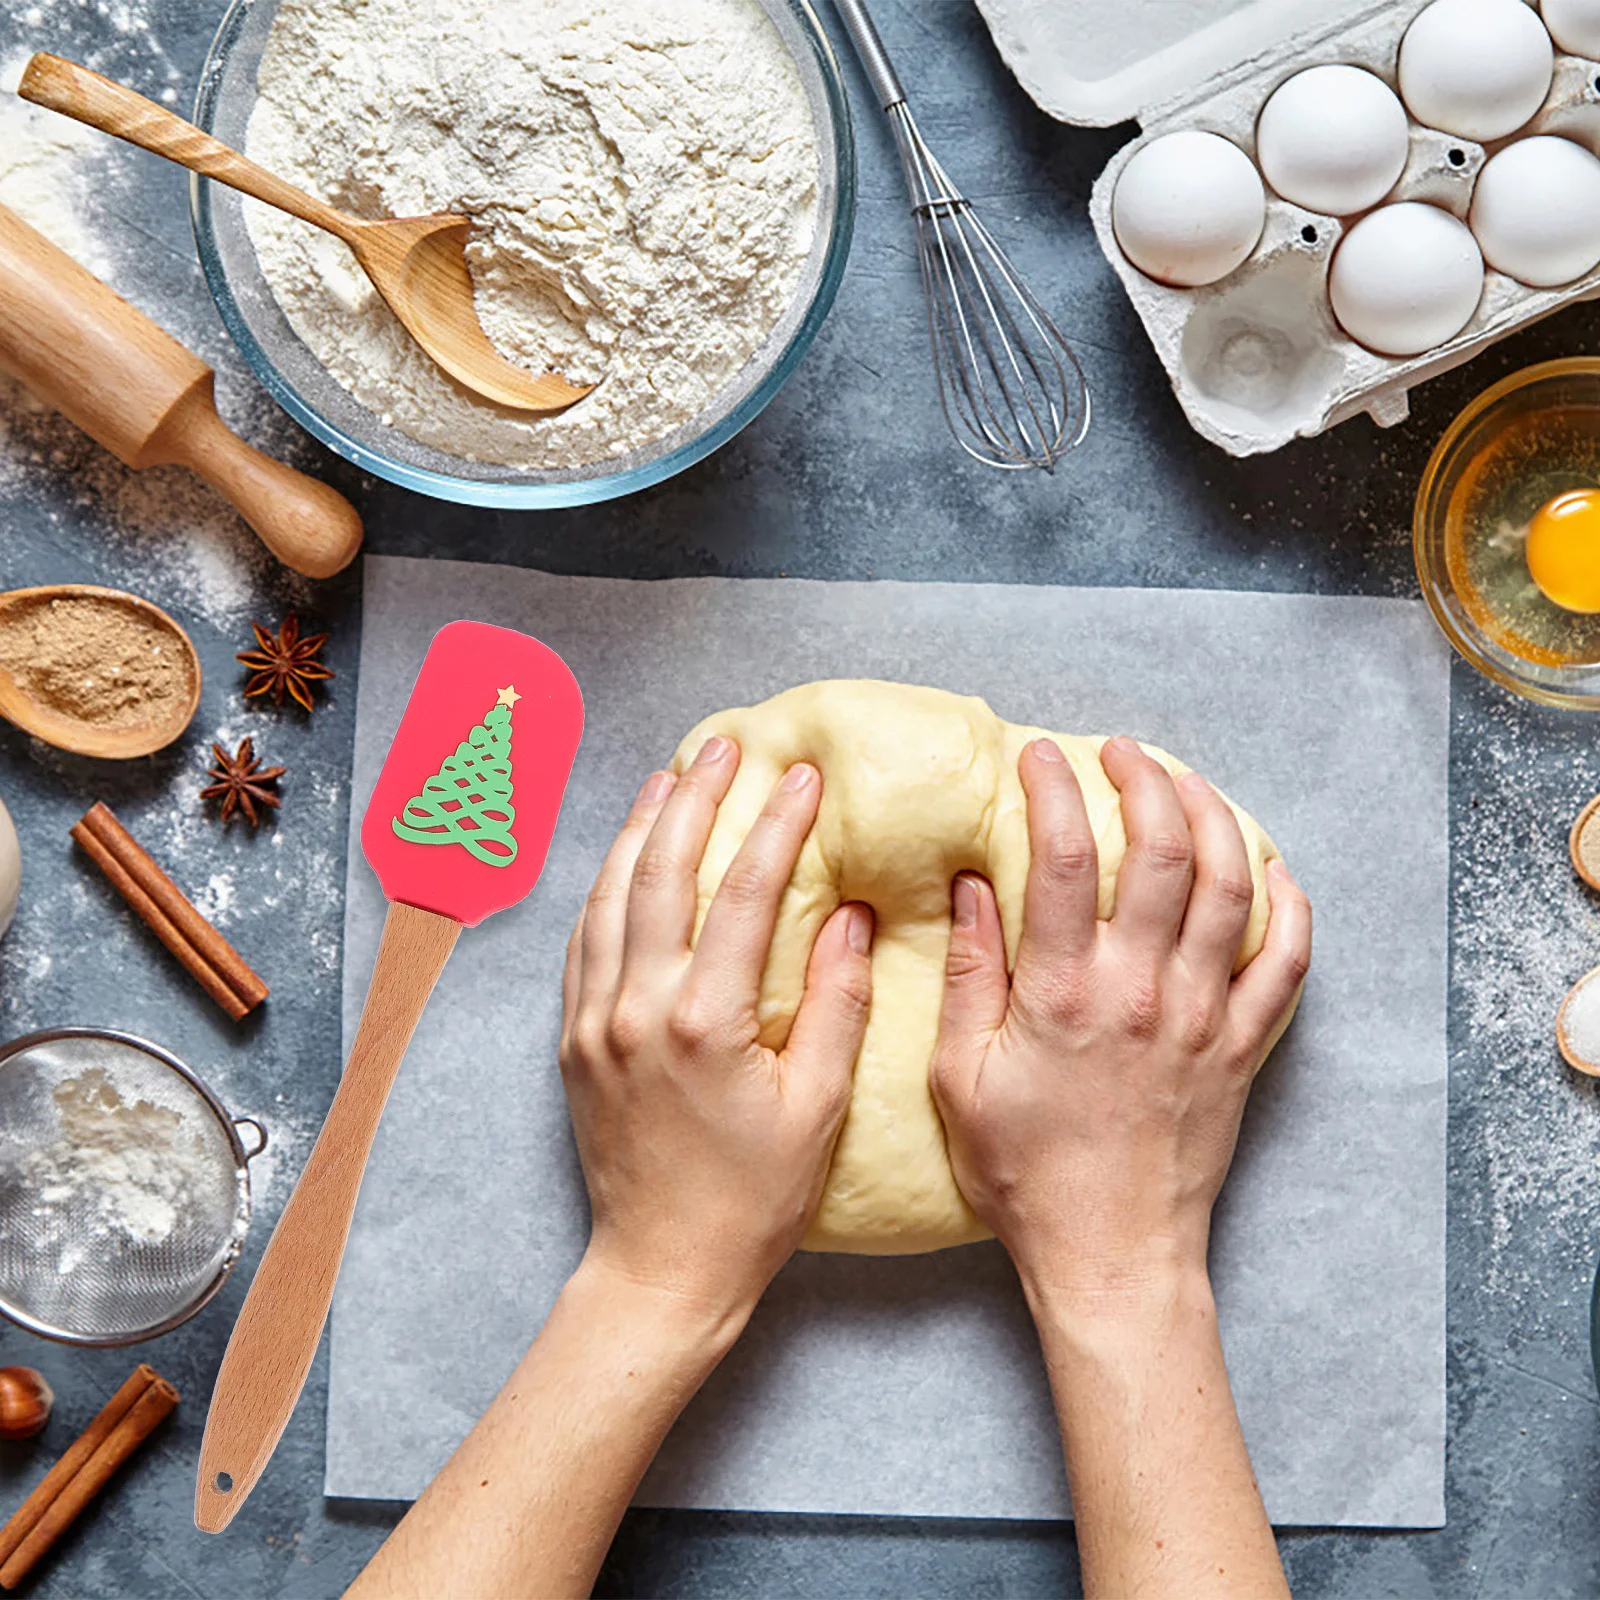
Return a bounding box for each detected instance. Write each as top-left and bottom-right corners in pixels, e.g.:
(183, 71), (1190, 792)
(19, 55), (595, 417)
(0, 585), (200, 759)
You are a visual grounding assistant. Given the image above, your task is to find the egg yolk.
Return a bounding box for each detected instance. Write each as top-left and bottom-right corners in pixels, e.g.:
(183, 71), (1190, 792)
(1527, 488), (1600, 614)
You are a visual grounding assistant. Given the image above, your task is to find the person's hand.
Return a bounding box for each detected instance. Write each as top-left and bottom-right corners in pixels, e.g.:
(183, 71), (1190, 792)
(560, 736), (874, 1326)
(930, 736), (1311, 1309)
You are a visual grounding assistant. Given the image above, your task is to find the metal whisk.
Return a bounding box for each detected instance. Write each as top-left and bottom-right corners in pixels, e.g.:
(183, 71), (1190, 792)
(832, 0), (1090, 472)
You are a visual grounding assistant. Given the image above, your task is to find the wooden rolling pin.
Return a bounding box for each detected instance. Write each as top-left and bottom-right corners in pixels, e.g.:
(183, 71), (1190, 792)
(0, 203), (361, 579)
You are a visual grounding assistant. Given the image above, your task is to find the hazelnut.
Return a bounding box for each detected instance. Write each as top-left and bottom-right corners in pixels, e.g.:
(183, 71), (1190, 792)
(0, 1367), (53, 1440)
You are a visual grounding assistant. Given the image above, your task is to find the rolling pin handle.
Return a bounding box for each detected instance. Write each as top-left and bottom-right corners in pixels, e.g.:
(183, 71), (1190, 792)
(144, 380), (363, 580)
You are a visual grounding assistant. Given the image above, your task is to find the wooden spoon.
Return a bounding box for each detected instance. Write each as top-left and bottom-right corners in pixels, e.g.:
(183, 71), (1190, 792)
(20, 55), (594, 417)
(0, 585), (201, 759)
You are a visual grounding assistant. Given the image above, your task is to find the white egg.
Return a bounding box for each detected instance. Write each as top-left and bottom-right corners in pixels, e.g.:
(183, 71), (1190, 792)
(1329, 202), (1485, 355)
(1543, 0), (1600, 55)
(1256, 65), (1411, 215)
(1470, 135), (1600, 284)
(1111, 131), (1266, 288)
(1400, 0), (1554, 140)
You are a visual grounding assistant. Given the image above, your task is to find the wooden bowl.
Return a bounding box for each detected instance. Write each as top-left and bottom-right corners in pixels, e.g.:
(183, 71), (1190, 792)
(1557, 965), (1600, 1077)
(0, 584), (201, 758)
(1571, 793), (1600, 893)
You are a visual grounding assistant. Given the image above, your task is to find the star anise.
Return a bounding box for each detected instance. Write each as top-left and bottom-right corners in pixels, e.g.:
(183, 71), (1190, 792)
(200, 737), (286, 828)
(237, 614), (333, 712)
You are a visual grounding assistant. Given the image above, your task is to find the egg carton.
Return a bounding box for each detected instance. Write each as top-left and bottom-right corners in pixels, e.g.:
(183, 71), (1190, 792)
(976, 0), (1600, 456)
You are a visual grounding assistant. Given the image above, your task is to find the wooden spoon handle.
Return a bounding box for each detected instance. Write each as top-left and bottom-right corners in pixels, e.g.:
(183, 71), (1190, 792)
(19, 54), (357, 243)
(195, 902), (461, 1534)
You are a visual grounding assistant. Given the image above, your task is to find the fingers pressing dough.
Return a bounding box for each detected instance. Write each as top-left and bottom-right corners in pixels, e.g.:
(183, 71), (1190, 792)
(670, 680), (1287, 1255)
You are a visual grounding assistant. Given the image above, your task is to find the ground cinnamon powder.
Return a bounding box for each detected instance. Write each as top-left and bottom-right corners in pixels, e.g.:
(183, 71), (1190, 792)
(0, 596), (192, 731)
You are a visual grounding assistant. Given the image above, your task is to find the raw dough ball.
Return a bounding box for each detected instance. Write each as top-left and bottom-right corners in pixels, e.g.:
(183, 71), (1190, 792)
(1112, 130), (1266, 288)
(1329, 202), (1485, 355)
(1256, 65), (1411, 215)
(670, 682), (1287, 1255)
(1470, 136), (1600, 285)
(1543, 0), (1600, 56)
(0, 794), (17, 941)
(1399, 0), (1554, 141)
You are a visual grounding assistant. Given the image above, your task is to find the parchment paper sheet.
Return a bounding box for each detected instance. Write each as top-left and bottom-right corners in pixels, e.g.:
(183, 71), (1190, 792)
(327, 557), (1450, 1527)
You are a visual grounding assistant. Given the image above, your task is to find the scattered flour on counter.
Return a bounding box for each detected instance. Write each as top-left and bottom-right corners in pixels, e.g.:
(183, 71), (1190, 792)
(1454, 714), (1600, 1310)
(190, 870), (237, 924)
(246, 1092), (317, 1207)
(0, 377), (282, 625)
(0, 53), (114, 278)
(245, 0), (820, 469)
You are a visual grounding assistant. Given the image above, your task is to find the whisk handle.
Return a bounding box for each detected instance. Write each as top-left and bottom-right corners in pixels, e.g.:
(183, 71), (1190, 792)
(831, 0), (907, 110)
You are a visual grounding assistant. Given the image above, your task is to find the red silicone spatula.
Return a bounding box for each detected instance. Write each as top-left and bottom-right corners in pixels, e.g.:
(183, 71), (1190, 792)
(195, 621), (583, 1533)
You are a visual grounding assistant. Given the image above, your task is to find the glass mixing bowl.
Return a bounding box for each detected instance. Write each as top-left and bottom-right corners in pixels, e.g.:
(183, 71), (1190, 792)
(1414, 359), (1600, 710)
(190, 0), (855, 508)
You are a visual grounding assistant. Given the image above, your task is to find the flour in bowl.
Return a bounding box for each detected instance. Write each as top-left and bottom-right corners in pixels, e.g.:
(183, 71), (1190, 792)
(245, 0), (822, 471)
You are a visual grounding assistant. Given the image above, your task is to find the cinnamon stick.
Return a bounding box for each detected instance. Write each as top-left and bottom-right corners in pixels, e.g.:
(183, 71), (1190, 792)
(0, 1364), (179, 1590)
(0, 1366), (151, 1570)
(71, 801), (267, 1019)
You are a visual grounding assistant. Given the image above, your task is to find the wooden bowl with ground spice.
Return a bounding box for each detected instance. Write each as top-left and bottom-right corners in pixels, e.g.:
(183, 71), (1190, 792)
(0, 585), (200, 758)
(1572, 793), (1600, 894)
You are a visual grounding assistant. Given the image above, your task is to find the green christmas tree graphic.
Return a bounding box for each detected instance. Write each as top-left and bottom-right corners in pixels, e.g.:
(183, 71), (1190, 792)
(391, 686), (520, 867)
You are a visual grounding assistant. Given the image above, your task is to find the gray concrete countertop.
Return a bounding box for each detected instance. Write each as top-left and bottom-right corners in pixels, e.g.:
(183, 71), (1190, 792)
(2, 1), (1599, 1595)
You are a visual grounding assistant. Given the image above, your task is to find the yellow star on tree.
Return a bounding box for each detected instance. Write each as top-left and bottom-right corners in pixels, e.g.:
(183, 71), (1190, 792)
(496, 685), (522, 708)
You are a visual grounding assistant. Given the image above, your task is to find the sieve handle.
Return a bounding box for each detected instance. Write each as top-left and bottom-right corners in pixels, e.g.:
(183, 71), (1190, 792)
(233, 1117), (268, 1161)
(194, 902), (461, 1533)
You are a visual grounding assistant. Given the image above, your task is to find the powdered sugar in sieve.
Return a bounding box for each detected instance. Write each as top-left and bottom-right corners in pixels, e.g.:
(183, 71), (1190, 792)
(0, 1028), (264, 1345)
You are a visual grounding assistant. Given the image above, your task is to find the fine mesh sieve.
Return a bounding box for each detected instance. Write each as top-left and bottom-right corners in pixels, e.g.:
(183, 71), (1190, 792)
(0, 1028), (265, 1346)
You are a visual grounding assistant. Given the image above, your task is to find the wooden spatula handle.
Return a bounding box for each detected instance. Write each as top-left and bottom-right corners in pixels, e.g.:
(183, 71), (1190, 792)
(19, 54), (357, 242)
(195, 902), (461, 1533)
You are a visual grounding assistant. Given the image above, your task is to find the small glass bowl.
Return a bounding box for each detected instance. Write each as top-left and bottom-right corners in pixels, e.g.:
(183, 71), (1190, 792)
(1414, 359), (1600, 710)
(190, 0), (855, 509)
